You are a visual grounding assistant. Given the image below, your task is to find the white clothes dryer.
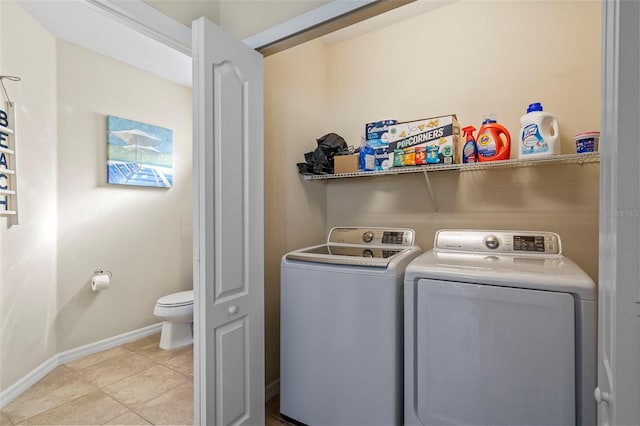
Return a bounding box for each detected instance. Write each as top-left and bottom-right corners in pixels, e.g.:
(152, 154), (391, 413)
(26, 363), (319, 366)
(404, 229), (596, 426)
(280, 227), (421, 426)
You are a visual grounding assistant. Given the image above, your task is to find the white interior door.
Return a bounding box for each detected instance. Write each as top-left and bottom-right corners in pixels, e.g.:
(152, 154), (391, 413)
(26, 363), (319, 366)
(598, 1), (640, 425)
(192, 17), (265, 426)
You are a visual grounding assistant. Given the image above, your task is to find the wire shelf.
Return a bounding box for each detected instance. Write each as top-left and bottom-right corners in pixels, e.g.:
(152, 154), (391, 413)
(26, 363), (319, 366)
(302, 153), (600, 181)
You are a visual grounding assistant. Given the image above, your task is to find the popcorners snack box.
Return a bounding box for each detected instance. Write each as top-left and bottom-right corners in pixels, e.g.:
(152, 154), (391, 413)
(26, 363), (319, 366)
(387, 115), (461, 165)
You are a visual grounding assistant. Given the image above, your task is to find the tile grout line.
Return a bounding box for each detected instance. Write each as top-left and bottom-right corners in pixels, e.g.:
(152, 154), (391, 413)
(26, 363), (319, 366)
(125, 344), (192, 368)
(64, 346), (138, 373)
(74, 348), (162, 391)
(12, 346), (159, 424)
(8, 335), (198, 426)
(1, 409), (14, 426)
(92, 390), (132, 426)
(125, 400), (157, 426)
(142, 345), (194, 378)
(99, 363), (159, 391)
(80, 340), (192, 425)
(155, 361), (193, 380)
(102, 364), (191, 417)
(2, 367), (100, 425)
(14, 388), (106, 425)
(98, 388), (157, 426)
(139, 356), (193, 424)
(95, 350), (191, 426)
(124, 381), (192, 426)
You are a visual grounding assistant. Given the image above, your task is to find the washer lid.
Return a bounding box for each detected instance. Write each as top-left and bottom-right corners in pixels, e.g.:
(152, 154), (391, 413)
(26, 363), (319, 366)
(404, 250), (596, 300)
(157, 290), (193, 307)
(285, 244), (410, 268)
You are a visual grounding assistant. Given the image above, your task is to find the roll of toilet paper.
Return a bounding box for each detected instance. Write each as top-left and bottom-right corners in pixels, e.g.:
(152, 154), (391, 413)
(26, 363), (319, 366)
(91, 274), (110, 292)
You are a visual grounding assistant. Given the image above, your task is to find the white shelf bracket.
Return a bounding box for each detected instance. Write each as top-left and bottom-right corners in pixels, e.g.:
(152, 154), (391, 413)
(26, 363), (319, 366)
(423, 171), (438, 216)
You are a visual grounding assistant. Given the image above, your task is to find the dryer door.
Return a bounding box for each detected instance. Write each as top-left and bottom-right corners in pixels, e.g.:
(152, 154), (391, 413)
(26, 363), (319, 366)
(411, 279), (575, 425)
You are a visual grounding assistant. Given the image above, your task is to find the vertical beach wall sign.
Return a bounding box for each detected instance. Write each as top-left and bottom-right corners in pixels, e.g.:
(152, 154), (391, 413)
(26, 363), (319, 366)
(107, 115), (173, 188)
(0, 98), (18, 227)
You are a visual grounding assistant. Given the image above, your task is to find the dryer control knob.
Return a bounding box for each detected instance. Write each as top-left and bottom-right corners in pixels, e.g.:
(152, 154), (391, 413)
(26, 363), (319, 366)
(485, 235), (500, 250)
(362, 231), (374, 243)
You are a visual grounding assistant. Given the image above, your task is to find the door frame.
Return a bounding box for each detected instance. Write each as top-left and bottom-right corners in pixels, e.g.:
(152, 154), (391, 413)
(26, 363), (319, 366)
(598, 0), (640, 423)
(15, 0), (632, 422)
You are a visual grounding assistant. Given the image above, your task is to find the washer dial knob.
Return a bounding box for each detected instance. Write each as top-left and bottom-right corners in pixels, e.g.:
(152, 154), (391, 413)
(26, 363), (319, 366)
(362, 231), (374, 243)
(485, 235), (500, 250)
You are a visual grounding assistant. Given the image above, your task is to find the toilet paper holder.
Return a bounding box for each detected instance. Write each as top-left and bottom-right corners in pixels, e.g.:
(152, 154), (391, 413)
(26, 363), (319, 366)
(93, 268), (112, 278)
(91, 268), (112, 292)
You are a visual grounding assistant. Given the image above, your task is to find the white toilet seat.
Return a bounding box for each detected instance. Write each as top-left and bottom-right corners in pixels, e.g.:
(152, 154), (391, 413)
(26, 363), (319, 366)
(154, 303), (193, 320)
(156, 290), (193, 307)
(154, 290), (194, 350)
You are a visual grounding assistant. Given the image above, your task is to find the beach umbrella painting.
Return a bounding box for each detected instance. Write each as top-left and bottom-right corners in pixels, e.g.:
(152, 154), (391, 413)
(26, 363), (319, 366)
(111, 129), (162, 164)
(107, 115), (173, 188)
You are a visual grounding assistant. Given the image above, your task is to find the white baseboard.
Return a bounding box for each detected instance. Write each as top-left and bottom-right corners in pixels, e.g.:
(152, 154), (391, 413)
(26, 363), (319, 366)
(57, 323), (162, 365)
(1, 324), (278, 411)
(0, 323), (162, 409)
(265, 378), (280, 402)
(0, 354), (58, 410)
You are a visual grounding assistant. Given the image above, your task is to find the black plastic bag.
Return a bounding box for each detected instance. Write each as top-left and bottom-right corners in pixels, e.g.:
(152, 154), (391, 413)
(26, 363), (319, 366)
(297, 133), (348, 175)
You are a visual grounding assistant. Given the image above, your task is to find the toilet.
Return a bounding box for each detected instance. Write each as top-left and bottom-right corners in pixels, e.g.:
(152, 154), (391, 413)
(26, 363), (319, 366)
(153, 290), (194, 350)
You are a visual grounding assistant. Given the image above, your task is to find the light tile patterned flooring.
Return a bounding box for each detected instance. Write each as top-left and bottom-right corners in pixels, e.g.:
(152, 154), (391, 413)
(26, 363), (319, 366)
(1, 333), (288, 425)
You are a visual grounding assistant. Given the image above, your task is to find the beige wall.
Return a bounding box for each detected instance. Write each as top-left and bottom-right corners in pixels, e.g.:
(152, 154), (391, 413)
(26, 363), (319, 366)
(0, 12), (192, 394)
(326, 0), (601, 156)
(55, 40), (192, 352)
(327, 165), (599, 280)
(323, 0), (601, 280)
(0, 0), (58, 393)
(264, 39), (329, 384)
(0, 0), (601, 396)
(264, 0), (601, 387)
(265, 5), (601, 261)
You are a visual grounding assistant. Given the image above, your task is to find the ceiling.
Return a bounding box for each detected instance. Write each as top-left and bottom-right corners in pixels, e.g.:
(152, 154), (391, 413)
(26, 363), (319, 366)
(141, 0), (332, 40)
(18, 0), (454, 88)
(140, 0), (455, 45)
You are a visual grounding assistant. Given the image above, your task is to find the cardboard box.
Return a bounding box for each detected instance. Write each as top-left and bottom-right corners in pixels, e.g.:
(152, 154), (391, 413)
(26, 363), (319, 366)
(334, 154), (359, 174)
(387, 115), (461, 165)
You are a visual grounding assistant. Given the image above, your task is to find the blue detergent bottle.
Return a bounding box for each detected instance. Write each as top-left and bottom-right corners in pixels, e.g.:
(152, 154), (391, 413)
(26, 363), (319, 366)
(518, 102), (560, 158)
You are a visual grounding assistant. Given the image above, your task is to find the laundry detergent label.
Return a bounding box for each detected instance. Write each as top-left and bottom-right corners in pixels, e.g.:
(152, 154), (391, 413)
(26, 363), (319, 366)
(463, 142), (477, 162)
(520, 123), (548, 155)
(477, 132), (497, 157)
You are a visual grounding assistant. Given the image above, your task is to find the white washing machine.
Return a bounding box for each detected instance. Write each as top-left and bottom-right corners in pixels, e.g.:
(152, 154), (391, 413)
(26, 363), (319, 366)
(404, 229), (597, 426)
(280, 227), (421, 426)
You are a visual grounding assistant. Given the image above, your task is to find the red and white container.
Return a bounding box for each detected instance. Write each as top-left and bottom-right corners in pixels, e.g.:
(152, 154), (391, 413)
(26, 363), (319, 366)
(575, 131), (600, 154)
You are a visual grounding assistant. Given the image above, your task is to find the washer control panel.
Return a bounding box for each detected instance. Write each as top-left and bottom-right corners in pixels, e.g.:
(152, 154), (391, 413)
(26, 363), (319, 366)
(435, 230), (561, 255)
(328, 227), (415, 248)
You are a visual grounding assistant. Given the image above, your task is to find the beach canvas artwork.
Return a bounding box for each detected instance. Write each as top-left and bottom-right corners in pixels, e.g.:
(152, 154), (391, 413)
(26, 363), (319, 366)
(107, 115), (173, 188)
